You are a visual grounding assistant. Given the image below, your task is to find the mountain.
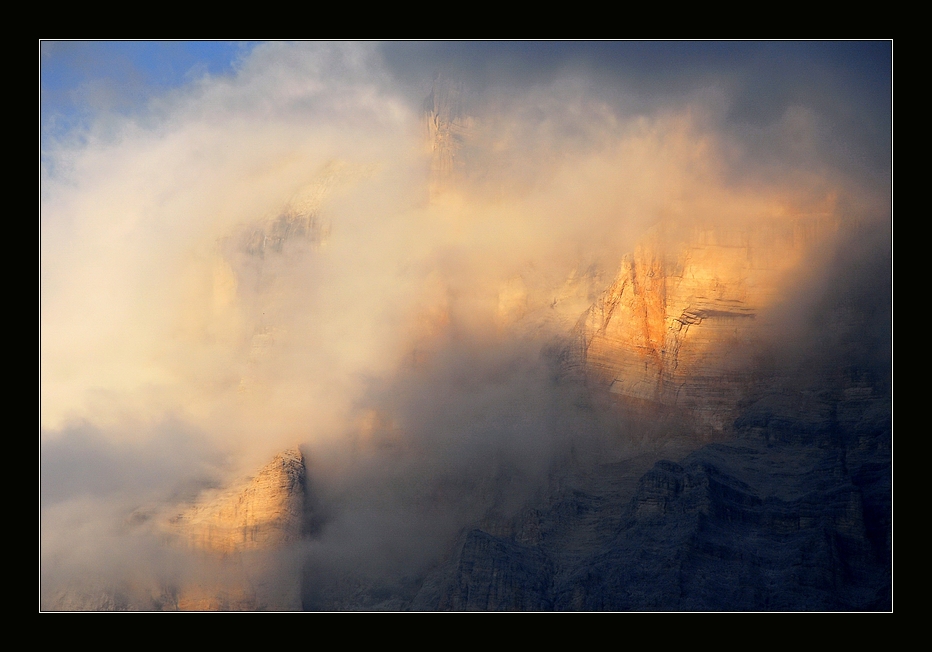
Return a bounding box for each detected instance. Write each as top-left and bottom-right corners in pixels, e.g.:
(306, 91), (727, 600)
(294, 219), (890, 611)
(165, 448), (308, 610)
(47, 214), (889, 612)
(167, 448), (306, 555)
(417, 217), (891, 610)
(410, 399), (890, 611)
(43, 74), (890, 612)
(575, 216), (837, 436)
(45, 450), (309, 611)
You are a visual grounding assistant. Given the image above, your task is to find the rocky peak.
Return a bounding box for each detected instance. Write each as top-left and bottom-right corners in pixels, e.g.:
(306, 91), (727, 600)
(576, 217), (837, 435)
(424, 76), (472, 198)
(169, 448), (306, 554)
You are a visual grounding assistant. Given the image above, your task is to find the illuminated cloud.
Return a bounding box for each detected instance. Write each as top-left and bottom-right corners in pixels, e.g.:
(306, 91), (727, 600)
(40, 41), (891, 610)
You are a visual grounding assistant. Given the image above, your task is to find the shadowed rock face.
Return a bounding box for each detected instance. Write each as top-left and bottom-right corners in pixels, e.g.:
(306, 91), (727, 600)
(408, 387), (890, 612)
(415, 530), (555, 611)
(557, 441), (889, 611)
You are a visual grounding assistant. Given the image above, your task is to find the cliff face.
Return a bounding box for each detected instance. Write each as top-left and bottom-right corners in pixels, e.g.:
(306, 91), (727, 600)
(424, 77), (472, 200)
(402, 220), (891, 611)
(409, 369), (890, 611)
(168, 448), (306, 554)
(47, 88), (886, 613)
(44, 449), (309, 611)
(51, 227), (887, 613)
(157, 449), (307, 611)
(577, 218), (836, 434)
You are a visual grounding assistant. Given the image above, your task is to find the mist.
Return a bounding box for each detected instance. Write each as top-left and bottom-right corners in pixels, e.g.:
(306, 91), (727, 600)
(40, 41), (891, 609)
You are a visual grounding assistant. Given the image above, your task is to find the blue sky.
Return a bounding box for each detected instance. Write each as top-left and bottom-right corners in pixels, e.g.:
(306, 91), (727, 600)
(40, 41), (258, 145)
(42, 41), (891, 122)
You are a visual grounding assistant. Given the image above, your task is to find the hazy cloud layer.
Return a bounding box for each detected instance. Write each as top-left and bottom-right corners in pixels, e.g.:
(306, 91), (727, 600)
(40, 41), (891, 607)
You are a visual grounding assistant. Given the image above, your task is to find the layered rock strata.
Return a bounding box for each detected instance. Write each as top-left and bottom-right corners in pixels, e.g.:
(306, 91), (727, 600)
(577, 218), (836, 434)
(44, 449), (309, 611)
(409, 386), (890, 611)
(163, 449), (307, 610)
(169, 448), (306, 554)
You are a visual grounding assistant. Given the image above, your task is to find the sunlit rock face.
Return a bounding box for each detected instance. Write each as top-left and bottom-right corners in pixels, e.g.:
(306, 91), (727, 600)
(576, 217), (837, 434)
(169, 448), (306, 554)
(161, 449), (307, 610)
(43, 449), (308, 611)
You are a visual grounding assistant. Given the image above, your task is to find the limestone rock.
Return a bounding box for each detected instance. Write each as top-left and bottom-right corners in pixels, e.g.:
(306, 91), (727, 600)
(577, 218), (836, 435)
(418, 530), (554, 611)
(424, 76), (472, 199)
(412, 419), (889, 611)
(169, 448), (306, 554)
(554, 438), (890, 611)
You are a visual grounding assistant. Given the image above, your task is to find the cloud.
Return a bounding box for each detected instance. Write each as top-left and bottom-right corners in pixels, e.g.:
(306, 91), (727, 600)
(40, 41), (891, 608)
